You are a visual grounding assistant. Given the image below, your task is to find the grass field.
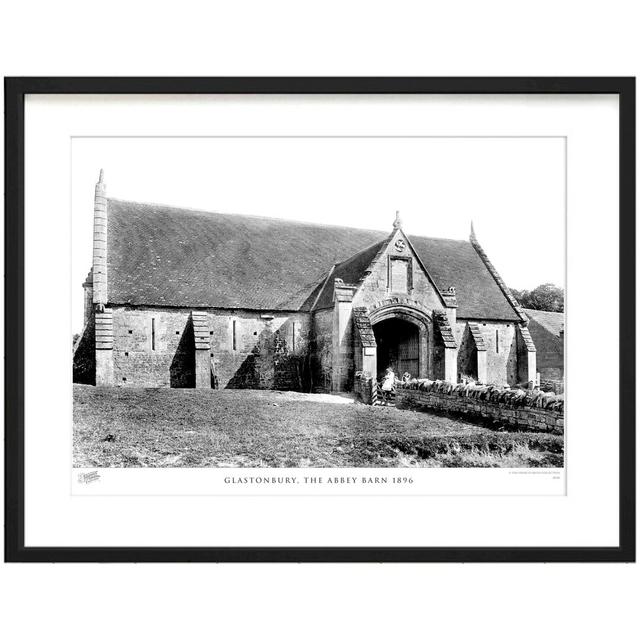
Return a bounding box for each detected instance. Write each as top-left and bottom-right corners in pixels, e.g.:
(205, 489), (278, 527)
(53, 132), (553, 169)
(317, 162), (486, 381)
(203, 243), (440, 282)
(73, 385), (564, 468)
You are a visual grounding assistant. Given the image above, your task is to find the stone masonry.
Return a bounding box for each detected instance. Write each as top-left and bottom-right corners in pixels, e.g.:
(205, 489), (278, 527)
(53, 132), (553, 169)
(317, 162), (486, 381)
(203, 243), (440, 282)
(395, 387), (564, 435)
(74, 172), (542, 391)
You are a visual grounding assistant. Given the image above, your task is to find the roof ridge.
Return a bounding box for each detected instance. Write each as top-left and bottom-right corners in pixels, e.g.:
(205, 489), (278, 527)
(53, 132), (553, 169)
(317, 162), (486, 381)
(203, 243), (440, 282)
(108, 197), (392, 235)
(108, 197), (475, 244)
(523, 307), (564, 316)
(408, 234), (471, 244)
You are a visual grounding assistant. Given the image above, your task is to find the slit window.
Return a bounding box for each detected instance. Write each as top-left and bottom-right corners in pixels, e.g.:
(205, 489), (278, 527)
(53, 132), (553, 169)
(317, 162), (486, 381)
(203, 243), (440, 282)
(292, 322), (296, 352)
(495, 329), (499, 353)
(151, 318), (156, 351)
(232, 320), (237, 351)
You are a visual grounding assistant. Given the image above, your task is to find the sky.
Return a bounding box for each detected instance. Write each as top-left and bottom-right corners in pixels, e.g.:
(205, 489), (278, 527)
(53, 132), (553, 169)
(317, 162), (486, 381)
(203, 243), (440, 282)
(72, 136), (565, 332)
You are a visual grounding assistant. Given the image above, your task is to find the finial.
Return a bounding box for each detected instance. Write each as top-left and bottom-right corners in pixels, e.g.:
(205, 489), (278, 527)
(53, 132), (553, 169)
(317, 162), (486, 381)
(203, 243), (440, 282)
(470, 220), (476, 241)
(393, 210), (402, 230)
(98, 169), (104, 184)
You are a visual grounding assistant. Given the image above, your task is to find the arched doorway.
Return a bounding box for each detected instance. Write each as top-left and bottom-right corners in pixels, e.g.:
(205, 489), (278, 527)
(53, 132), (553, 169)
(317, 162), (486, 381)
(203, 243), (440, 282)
(373, 317), (421, 379)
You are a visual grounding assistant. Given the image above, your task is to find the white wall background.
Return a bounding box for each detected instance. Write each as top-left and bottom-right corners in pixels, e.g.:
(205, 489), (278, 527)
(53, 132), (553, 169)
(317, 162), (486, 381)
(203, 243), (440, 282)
(2, 2), (638, 640)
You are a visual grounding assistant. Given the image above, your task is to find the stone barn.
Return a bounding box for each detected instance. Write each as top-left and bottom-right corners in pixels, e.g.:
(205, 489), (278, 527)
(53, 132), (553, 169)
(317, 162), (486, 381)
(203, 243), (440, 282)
(73, 171), (538, 391)
(524, 308), (564, 384)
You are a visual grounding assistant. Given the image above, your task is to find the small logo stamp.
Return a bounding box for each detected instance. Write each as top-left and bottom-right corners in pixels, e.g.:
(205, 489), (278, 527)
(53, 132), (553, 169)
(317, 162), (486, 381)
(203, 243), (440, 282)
(78, 470), (101, 484)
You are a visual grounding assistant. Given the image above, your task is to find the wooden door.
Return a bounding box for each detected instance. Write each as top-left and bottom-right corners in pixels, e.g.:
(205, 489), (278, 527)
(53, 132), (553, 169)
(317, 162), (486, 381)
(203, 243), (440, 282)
(398, 330), (419, 378)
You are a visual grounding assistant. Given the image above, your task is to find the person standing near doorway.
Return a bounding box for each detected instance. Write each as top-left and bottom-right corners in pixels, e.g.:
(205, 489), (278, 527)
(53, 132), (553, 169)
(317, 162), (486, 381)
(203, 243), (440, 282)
(381, 367), (396, 405)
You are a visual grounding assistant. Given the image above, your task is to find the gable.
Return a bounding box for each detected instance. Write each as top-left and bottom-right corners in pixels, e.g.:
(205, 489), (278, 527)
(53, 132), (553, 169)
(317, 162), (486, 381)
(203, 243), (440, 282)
(106, 198), (521, 320)
(349, 228), (446, 311)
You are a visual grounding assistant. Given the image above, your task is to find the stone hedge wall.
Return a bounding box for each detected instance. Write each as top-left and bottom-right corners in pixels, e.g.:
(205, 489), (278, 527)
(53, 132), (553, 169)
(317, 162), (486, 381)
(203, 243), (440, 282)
(395, 387), (564, 435)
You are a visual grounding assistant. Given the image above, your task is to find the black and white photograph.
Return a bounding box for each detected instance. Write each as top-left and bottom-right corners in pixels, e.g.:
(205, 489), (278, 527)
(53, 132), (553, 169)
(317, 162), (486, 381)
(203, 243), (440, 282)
(72, 136), (565, 470)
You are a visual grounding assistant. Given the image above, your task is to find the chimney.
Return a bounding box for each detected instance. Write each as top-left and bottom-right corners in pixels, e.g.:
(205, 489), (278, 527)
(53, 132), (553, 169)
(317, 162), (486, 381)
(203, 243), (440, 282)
(92, 169), (108, 308)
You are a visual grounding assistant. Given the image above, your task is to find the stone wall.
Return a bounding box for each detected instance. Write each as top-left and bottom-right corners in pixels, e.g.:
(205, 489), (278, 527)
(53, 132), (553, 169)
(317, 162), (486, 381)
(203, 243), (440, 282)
(106, 306), (310, 389)
(541, 378), (564, 394)
(395, 387), (564, 434)
(454, 319), (518, 386)
(311, 309), (334, 392)
(540, 367), (563, 383)
(526, 315), (564, 379)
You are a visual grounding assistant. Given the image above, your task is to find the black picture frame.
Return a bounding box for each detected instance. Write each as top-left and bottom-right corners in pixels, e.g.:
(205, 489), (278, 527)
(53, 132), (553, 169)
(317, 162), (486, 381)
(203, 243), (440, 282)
(4, 77), (635, 563)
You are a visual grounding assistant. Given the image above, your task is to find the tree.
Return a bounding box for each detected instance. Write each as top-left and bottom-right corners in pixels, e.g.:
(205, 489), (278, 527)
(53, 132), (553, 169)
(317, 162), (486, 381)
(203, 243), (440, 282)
(510, 283), (564, 312)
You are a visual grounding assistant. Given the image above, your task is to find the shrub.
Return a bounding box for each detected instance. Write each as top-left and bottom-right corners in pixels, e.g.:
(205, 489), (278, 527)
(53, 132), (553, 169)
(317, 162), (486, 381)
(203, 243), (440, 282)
(398, 378), (564, 413)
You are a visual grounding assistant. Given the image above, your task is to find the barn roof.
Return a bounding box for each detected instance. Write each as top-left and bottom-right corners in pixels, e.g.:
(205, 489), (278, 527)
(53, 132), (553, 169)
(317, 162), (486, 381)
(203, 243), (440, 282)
(524, 309), (564, 369)
(106, 198), (521, 320)
(524, 308), (564, 337)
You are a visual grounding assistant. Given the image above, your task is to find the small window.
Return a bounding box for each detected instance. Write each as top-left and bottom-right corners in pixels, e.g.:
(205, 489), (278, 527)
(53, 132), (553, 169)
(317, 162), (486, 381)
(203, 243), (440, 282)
(124, 351), (129, 357)
(128, 330), (133, 334)
(122, 377), (127, 382)
(176, 331), (180, 335)
(209, 331), (214, 335)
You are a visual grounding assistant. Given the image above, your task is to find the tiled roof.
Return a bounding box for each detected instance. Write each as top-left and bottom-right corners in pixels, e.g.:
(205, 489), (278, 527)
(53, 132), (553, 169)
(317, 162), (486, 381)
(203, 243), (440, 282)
(524, 308), (564, 337)
(106, 198), (521, 320)
(433, 311), (458, 348)
(353, 307), (377, 347)
(107, 198), (381, 311)
(518, 325), (537, 352)
(524, 309), (564, 368)
(467, 322), (488, 351)
(313, 240), (386, 309)
(413, 236), (520, 321)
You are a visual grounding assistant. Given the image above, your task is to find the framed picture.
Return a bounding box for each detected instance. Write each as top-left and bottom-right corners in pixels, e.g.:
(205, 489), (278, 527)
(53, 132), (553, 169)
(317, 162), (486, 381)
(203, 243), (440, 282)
(4, 77), (635, 562)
